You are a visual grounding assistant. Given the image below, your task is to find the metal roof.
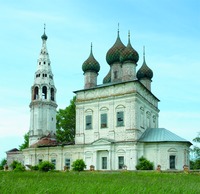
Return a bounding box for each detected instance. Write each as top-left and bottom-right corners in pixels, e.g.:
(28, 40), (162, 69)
(139, 128), (191, 144)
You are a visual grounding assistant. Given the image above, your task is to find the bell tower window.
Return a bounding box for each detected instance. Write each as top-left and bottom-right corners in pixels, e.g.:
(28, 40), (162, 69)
(42, 86), (47, 99)
(51, 88), (55, 101)
(33, 86), (39, 100)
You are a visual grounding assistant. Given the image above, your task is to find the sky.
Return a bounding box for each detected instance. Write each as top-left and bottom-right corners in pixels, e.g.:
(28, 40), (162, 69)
(0, 0), (200, 160)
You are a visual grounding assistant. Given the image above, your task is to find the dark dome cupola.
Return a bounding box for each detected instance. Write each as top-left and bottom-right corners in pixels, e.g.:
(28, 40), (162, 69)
(121, 31), (139, 81)
(82, 43), (100, 89)
(137, 46), (153, 90)
(82, 43), (100, 74)
(106, 29), (126, 65)
(120, 31), (139, 64)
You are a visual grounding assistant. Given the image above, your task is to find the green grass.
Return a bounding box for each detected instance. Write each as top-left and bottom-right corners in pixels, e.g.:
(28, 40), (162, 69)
(0, 171), (200, 194)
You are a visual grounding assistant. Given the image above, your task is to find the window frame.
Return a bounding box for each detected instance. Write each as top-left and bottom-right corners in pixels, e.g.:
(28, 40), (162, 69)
(102, 157), (107, 169)
(101, 113), (108, 128)
(116, 111), (124, 127)
(65, 158), (71, 169)
(169, 155), (176, 169)
(85, 115), (92, 130)
(118, 156), (124, 169)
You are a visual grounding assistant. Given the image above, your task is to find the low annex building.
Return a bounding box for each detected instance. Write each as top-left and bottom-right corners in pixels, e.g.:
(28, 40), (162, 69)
(6, 28), (191, 171)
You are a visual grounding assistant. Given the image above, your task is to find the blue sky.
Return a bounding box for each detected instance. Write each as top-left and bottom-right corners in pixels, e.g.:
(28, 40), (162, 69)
(0, 0), (200, 160)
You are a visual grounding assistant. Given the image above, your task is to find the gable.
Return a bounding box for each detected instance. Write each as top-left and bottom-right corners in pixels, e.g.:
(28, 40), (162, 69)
(91, 138), (115, 145)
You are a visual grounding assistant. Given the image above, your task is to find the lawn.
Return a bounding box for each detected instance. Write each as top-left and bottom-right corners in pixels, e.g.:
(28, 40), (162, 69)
(0, 171), (200, 194)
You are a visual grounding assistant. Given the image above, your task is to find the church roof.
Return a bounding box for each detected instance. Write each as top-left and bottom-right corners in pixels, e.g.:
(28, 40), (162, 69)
(30, 136), (58, 148)
(6, 148), (20, 153)
(139, 128), (191, 144)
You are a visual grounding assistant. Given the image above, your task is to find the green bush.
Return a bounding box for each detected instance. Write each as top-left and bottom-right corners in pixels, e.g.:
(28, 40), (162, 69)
(72, 159), (86, 171)
(136, 156), (154, 170)
(10, 160), (25, 171)
(0, 158), (7, 170)
(14, 163), (25, 172)
(31, 165), (39, 171)
(10, 161), (21, 170)
(190, 159), (200, 170)
(38, 161), (55, 172)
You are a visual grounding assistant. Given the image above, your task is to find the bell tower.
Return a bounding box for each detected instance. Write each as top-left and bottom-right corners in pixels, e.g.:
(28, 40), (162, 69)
(29, 26), (58, 146)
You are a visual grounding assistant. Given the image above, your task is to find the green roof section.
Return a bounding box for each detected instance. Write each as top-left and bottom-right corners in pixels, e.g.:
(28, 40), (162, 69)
(139, 128), (191, 144)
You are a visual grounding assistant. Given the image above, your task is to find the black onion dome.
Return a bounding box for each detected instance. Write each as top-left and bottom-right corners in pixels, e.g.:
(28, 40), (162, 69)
(82, 44), (100, 73)
(41, 32), (48, 40)
(120, 32), (139, 63)
(103, 69), (111, 84)
(106, 30), (126, 65)
(137, 51), (153, 80)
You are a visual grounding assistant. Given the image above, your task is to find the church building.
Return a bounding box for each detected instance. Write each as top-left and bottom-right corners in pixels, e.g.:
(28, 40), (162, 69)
(7, 28), (191, 171)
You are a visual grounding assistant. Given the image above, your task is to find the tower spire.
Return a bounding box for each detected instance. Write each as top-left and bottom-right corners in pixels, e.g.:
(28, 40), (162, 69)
(128, 30), (130, 44)
(143, 45), (146, 62)
(90, 42), (93, 55)
(44, 23), (46, 33)
(117, 23), (120, 37)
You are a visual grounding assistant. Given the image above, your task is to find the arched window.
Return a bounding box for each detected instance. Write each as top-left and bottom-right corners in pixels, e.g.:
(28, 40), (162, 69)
(85, 109), (93, 130)
(116, 105), (125, 127)
(42, 86), (47, 99)
(51, 88), (55, 101)
(33, 86), (39, 100)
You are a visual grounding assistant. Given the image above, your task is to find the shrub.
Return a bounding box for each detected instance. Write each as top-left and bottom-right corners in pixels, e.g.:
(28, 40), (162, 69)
(31, 165), (39, 171)
(0, 158), (7, 170)
(10, 160), (21, 170)
(14, 163), (25, 172)
(72, 159), (86, 171)
(10, 160), (25, 171)
(38, 161), (55, 172)
(190, 159), (200, 170)
(136, 156), (154, 170)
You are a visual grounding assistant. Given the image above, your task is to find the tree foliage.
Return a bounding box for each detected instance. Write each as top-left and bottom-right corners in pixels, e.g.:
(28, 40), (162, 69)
(191, 133), (200, 159)
(136, 156), (154, 170)
(19, 132), (29, 150)
(56, 96), (76, 143)
(72, 159), (86, 171)
(0, 158), (7, 170)
(38, 161), (55, 172)
(190, 133), (200, 169)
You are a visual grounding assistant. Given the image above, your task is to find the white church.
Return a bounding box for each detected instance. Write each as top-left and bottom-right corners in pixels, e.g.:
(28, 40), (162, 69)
(7, 28), (191, 171)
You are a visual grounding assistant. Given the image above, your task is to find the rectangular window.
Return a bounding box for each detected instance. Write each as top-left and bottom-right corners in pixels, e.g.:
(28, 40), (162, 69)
(117, 111), (124, 127)
(169, 155), (176, 169)
(101, 113), (107, 128)
(65, 158), (71, 169)
(86, 115), (92, 129)
(102, 157), (107, 169)
(114, 71), (117, 79)
(51, 159), (56, 169)
(118, 156), (124, 169)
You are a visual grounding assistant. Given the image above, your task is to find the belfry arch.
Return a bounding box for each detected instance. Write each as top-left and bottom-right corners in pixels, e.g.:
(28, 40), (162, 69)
(42, 86), (47, 99)
(33, 86), (39, 100)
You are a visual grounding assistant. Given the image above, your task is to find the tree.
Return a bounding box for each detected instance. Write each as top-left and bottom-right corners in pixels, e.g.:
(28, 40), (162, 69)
(0, 158), (7, 170)
(190, 133), (200, 169)
(56, 96), (76, 143)
(19, 132), (29, 150)
(72, 159), (86, 171)
(136, 156), (154, 170)
(191, 133), (200, 159)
